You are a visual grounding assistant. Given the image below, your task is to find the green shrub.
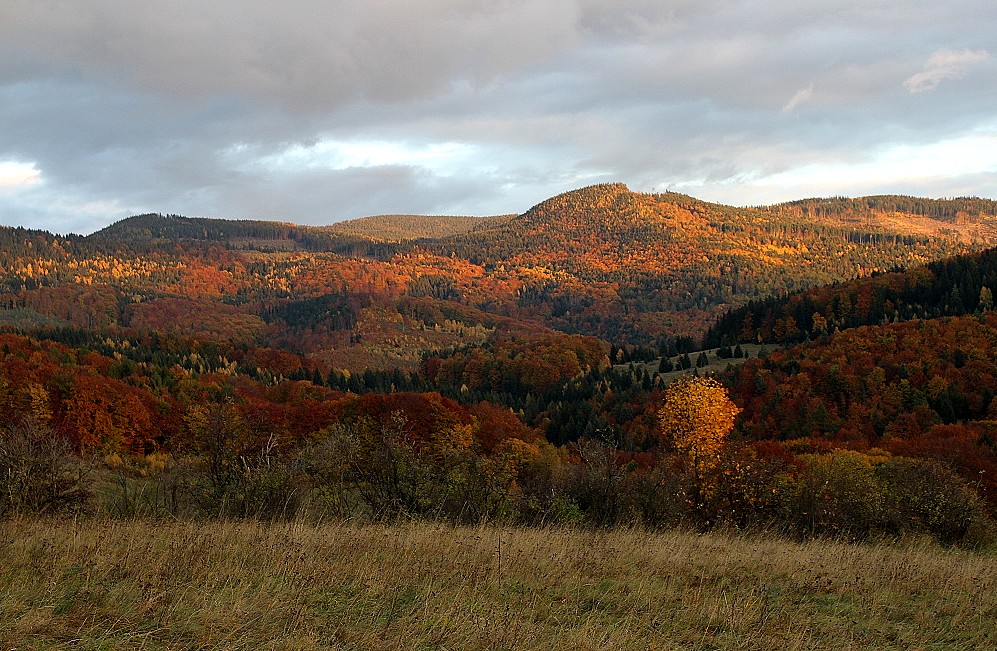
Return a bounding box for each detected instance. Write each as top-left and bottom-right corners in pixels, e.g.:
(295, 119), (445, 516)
(782, 450), (885, 540)
(876, 457), (993, 547)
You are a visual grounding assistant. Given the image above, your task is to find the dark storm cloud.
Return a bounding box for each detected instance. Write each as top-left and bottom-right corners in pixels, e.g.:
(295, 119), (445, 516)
(1, 0), (995, 234)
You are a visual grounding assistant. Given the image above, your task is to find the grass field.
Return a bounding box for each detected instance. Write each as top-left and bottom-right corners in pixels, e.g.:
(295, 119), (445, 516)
(1, 518), (994, 650)
(616, 343), (770, 383)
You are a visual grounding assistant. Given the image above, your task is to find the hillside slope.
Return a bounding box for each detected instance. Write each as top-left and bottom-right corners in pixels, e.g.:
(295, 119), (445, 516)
(705, 243), (997, 347)
(6, 184), (997, 355)
(327, 213), (513, 241)
(422, 184), (997, 339)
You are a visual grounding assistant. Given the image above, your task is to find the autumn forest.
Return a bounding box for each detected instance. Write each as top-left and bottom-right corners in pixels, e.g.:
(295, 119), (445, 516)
(3, 183), (997, 546)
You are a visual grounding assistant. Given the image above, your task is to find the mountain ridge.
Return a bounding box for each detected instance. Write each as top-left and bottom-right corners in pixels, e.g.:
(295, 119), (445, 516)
(6, 183), (997, 349)
(81, 184), (997, 244)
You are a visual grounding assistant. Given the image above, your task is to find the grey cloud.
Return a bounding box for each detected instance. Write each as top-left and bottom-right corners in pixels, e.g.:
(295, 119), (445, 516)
(2, 0), (997, 234)
(0, 0), (581, 112)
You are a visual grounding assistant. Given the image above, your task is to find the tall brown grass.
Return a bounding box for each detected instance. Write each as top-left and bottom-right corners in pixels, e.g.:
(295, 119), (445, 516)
(1, 518), (994, 650)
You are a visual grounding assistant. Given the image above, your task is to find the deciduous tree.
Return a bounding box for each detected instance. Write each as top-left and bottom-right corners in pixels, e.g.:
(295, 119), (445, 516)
(657, 376), (741, 512)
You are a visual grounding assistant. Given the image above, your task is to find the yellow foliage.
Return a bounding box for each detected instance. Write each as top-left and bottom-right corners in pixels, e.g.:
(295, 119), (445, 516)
(657, 376), (740, 468)
(493, 437), (541, 475)
(425, 423), (474, 462)
(183, 404), (210, 436)
(143, 452), (172, 475)
(25, 382), (52, 426)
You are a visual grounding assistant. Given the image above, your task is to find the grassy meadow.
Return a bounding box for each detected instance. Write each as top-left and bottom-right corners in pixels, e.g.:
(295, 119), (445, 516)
(1, 518), (995, 650)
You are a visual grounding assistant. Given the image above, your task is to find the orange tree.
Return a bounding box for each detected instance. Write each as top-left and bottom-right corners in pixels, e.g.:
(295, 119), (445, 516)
(657, 376), (741, 515)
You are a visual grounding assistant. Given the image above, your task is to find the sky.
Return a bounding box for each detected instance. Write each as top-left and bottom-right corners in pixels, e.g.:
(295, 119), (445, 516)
(1, 1), (996, 235)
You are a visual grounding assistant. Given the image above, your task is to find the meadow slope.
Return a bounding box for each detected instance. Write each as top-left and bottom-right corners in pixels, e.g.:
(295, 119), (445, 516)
(1, 518), (994, 650)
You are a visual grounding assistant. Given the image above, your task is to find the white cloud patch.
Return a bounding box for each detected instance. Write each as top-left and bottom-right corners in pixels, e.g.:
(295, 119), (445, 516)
(782, 83), (814, 113)
(678, 126), (997, 205)
(0, 160), (42, 193)
(250, 139), (477, 175)
(904, 48), (990, 93)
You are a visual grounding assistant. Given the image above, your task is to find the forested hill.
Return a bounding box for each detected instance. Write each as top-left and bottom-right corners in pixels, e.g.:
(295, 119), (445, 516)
(91, 213), (414, 257)
(7, 183), (997, 345)
(92, 213), (304, 243)
(91, 186), (997, 252)
(326, 213), (514, 242)
(417, 184), (997, 339)
(704, 244), (997, 347)
(769, 195), (997, 227)
(433, 184), (997, 259)
(92, 212), (514, 250)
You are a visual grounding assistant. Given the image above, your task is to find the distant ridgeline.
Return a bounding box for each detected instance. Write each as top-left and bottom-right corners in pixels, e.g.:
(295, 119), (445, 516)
(4, 184), (997, 347)
(91, 212), (511, 257)
(91, 213), (401, 258)
(768, 195), (997, 221)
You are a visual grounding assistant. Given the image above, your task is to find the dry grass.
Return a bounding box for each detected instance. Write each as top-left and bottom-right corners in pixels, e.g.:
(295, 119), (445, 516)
(1, 518), (994, 650)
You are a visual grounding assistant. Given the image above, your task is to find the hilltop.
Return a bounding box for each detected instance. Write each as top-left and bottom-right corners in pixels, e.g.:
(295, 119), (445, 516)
(6, 184), (997, 355)
(418, 184), (997, 339)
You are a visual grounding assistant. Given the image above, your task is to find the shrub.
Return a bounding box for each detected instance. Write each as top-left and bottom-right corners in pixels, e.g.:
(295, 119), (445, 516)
(221, 460), (301, 521)
(876, 457), (993, 547)
(0, 418), (92, 516)
(622, 457), (689, 528)
(562, 438), (631, 526)
(782, 450), (885, 540)
(704, 443), (790, 529)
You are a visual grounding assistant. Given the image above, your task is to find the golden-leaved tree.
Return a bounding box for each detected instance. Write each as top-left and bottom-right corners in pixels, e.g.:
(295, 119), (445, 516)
(658, 376), (741, 511)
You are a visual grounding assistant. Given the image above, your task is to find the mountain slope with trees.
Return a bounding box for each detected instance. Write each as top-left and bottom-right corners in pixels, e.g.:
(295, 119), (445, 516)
(4, 186), (997, 543)
(66, 184), (997, 345)
(705, 244), (997, 347)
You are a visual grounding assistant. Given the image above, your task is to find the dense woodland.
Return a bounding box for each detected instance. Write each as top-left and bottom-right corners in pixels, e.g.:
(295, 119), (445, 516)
(705, 246), (997, 346)
(3, 185), (997, 545)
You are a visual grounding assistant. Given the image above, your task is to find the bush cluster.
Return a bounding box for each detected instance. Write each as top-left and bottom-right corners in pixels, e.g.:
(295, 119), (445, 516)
(783, 450), (991, 546)
(0, 418), (92, 516)
(2, 417), (992, 548)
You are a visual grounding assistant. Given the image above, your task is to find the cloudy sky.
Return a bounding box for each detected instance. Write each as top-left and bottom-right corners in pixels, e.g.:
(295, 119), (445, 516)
(2, 0), (995, 235)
